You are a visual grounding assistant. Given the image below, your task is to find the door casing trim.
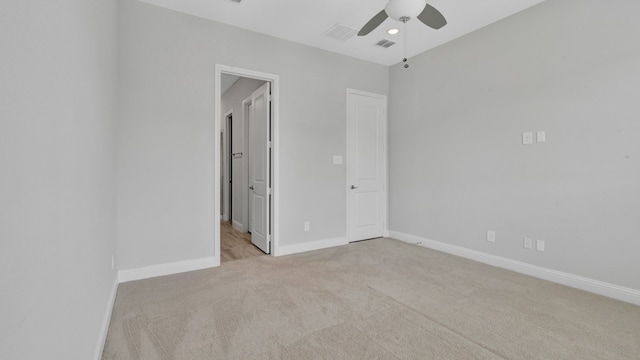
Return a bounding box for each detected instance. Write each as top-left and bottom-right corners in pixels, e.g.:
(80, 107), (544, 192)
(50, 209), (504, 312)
(215, 65), (280, 265)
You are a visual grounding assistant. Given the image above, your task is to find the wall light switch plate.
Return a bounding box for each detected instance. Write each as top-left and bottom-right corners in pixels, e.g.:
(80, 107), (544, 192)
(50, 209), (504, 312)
(536, 239), (545, 252)
(487, 230), (496, 242)
(523, 132), (533, 145)
(537, 131), (546, 143)
(333, 155), (343, 165)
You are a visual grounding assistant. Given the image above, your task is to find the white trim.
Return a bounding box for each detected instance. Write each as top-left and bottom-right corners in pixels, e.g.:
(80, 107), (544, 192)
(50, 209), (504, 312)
(93, 277), (118, 360)
(222, 109), (233, 222)
(389, 231), (640, 306)
(232, 220), (244, 232)
(215, 64), (280, 264)
(241, 96), (252, 234)
(347, 88), (387, 99)
(346, 88), (388, 243)
(118, 257), (217, 283)
(276, 237), (348, 257)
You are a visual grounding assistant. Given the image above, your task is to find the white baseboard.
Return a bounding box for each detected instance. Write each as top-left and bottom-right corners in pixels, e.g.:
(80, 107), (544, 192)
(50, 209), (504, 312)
(389, 231), (640, 306)
(94, 276), (118, 360)
(275, 237), (348, 257)
(118, 256), (217, 283)
(232, 220), (244, 232)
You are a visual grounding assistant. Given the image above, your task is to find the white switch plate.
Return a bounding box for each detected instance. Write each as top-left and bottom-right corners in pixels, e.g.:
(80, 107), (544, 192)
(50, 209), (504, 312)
(536, 239), (545, 252)
(524, 237), (532, 249)
(522, 132), (533, 145)
(537, 131), (546, 143)
(304, 221), (310, 232)
(487, 230), (496, 242)
(332, 155), (343, 165)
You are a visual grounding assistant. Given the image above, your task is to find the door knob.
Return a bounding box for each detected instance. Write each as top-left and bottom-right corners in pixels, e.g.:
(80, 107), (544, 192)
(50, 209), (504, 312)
(350, 185), (358, 189)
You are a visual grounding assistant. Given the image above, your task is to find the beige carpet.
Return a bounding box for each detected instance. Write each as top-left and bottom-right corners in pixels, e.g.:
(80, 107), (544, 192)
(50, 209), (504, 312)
(102, 239), (640, 359)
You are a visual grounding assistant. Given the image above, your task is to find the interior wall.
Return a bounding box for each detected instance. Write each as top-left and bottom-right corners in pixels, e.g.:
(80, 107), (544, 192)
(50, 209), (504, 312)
(221, 77), (266, 230)
(0, 0), (119, 358)
(389, 0), (640, 291)
(116, 0), (389, 270)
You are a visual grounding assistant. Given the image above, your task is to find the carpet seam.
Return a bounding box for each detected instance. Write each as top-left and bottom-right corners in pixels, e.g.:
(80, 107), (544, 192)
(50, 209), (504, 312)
(366, 285), (509, 360)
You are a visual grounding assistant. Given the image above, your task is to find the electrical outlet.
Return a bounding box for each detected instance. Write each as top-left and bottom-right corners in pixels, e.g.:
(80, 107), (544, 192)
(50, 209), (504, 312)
(536, 239), (545, 252)
(524, 237), (532, 249)
(487, 230), (496, 242)
(304, 221), (310, 232)
(522, 132), (533, 145)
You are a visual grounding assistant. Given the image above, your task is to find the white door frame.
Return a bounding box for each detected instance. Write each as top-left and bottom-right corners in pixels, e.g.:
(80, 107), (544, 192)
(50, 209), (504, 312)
(214, 64), (280, 266)
(346, 88), (389, 242)
(222, 109), (233, 222)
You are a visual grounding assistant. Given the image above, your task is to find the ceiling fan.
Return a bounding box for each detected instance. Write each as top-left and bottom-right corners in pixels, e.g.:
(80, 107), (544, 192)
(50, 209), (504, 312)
(358, 0), (447, 68)
(358, 0), (447, 36)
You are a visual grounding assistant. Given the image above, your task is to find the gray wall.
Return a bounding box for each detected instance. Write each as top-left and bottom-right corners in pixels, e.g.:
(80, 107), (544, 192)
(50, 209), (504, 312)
(389, 0), (640, 290)
(221, 77), (266, 229)
(116, 0), (389, 270)
(0, 0), (119, 359)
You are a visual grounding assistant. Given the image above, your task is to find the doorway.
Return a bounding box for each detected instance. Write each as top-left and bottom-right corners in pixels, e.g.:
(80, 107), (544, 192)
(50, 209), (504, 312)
(346, 89), (388, 242)
(215, 65), (280, 265)
(221, 79), (268, 261)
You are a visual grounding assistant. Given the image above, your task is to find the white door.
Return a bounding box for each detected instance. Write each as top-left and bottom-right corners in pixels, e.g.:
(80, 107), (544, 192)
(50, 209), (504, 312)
(250, 82), (271, 253)
(247, 102), (254, 234)
(347, 89), (387, 242)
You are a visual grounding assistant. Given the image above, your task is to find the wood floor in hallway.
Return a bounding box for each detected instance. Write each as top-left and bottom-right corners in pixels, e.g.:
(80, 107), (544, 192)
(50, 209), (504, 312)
(221, 221), (266, 263)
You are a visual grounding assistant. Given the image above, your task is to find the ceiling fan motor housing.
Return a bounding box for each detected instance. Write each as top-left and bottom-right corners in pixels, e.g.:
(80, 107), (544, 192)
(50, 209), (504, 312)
(385, 0), (427, 21)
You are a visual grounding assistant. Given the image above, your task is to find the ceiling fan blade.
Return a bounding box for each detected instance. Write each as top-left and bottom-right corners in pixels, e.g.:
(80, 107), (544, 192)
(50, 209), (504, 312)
(358, 10), (388, 36)
(417, 4), (447, 29)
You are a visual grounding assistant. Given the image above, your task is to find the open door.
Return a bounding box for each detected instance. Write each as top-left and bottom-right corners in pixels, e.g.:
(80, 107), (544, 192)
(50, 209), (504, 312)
(249, 82), (271, 253)
(215, 64), (279, 265)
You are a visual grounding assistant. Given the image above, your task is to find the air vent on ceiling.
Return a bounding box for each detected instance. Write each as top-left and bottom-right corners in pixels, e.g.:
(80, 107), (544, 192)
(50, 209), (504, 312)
(375, 39), (396, 48)
(324, 24), (358, 42)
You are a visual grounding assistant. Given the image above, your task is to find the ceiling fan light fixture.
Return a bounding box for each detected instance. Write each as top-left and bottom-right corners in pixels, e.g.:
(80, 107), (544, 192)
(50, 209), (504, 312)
(357, 0), (446, 37)
(387, 28), (400, 35)
(384, 0), (426, 21)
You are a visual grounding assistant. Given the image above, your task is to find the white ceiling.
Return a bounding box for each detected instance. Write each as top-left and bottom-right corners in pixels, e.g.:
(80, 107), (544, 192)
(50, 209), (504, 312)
(138, 0), (546, 66)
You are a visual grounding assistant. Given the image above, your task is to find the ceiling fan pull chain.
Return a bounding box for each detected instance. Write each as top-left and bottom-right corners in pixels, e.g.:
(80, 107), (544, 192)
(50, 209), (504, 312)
(402, 17), (409, 69)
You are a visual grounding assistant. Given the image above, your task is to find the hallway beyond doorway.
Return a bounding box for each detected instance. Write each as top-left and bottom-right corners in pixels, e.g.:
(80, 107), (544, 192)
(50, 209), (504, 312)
(221, 221), (266, 263)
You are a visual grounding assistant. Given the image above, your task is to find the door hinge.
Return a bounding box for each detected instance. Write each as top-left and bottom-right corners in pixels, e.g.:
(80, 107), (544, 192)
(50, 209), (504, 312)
(268, 141), (272, 149)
